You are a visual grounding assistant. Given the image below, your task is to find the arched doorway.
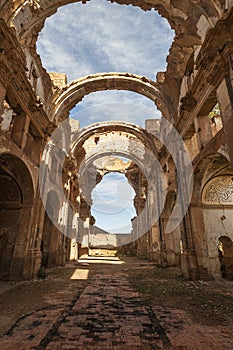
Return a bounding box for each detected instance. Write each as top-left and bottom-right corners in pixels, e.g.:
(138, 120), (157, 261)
(217, 236), (233, 280)
(190, 153), (233, 279)
(0, 153), (34, 280)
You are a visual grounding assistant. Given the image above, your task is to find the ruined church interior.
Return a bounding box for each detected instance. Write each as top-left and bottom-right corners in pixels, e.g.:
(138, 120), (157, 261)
(0, 0), (233, 348)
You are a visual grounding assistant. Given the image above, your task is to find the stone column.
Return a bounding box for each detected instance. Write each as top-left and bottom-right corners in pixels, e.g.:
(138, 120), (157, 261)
(162, 216), (181, 266)
(47, 225), (60, 267)
(176, 149), (199, 279)
(9, 206), (33, 280)
(217, 51), (233, 166)
(149, 224), (161, 264)
(24, 184), (44, 279)
(134, 197), (147, 259)
(189, 205), (210, 279)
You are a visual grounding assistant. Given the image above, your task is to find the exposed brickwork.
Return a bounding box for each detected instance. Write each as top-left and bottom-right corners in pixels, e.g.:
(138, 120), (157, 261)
(1, 268), (232, 349)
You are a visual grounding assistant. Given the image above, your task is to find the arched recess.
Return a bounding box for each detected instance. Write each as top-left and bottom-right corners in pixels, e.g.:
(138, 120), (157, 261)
(190, 152), (233, 279)
(202, 174), (233, 278)
(0, 153), (34, 281)
(49, 73), (169, 122)
(41, 190), (66, 267)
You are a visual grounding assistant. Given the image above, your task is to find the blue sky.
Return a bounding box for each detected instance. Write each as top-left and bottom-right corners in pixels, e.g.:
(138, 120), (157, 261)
(37, 0), (174, 128)
(69, 91), (161, 128)
(91, 172), (137, 233)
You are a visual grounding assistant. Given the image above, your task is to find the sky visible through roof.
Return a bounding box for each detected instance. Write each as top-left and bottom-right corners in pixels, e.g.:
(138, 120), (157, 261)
(91, 171), (137, 233)
(37, 0), (174, 233)
(37, 0), (174, 129)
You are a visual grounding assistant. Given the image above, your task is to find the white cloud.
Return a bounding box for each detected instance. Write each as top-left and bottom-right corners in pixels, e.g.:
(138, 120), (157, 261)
(37, 0), (174, 81)
(37, 0), (172, 128)
(70, 90), (161, 128)
(92, 172), (135, 207)
(91, 172), (137, 233)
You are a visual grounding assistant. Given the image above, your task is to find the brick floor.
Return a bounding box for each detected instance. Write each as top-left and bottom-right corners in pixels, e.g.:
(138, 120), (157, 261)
(0, 267), (232, 349)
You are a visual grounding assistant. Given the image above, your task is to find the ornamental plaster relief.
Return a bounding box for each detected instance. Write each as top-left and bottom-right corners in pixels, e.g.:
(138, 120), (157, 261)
(202, 175), (233, 204)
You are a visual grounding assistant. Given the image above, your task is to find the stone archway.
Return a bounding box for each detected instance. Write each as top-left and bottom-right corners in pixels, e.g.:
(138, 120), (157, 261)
(0, 153), (34, 281)
(49, 73), (167, 122)
(69, 122), (164, 258)
(3, 0), (218, 41)
(1, 0), (219, 121)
